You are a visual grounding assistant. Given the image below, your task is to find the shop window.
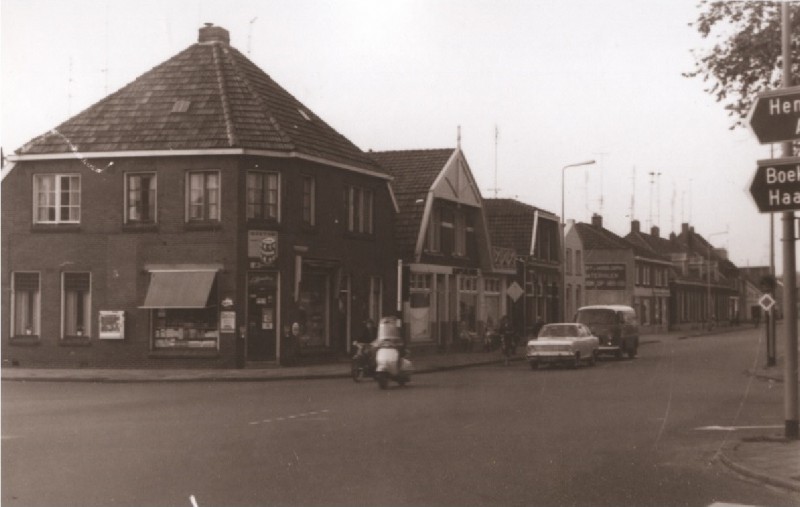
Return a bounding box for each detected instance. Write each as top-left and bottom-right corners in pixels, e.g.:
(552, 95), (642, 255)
(125, 172), (156, 223)
(247, 171), (279, 221)
(153, 308), (219, 350)
(302, 175), (315, 226)
(484, 278), (501, 334)
(345, 185), (373, 234)
(459, 275), (478, 331)
(187, 171), (220, 222)
(34, 174), (81, 224)
(12, 272), (40, 337)
(62, 272), (91, 338)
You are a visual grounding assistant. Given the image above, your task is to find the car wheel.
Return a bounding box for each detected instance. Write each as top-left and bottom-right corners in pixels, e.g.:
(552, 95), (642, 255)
(376, 372), (389, 390)
(627, 343), (638, 359)
(588, 350), (597, 367)
(572, 353), (581, 369)
(529, 361), (539, 370)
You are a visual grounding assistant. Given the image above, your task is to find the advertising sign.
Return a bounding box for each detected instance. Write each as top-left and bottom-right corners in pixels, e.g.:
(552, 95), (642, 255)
(248, 230), (278, 268)
(98, 310), (125, 339)
(585, 264), (627, 290)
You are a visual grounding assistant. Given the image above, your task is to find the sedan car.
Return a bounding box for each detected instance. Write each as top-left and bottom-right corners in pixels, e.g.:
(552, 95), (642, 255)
(526, 323), (600, 369)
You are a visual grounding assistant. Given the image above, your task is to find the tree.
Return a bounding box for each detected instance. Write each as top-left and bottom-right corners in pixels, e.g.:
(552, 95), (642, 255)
(685, 1), (800, 129)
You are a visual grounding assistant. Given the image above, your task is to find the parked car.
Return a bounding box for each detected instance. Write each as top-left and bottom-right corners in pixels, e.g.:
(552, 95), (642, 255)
(526, 323), (599, 369)
(574, 305), (639, 359)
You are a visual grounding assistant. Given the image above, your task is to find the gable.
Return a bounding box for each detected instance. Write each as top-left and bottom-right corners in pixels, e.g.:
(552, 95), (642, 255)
(431, 151), (481, 207)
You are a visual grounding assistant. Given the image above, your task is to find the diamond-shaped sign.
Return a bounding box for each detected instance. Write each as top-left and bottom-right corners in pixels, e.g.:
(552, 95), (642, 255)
(506, 281), (524, 302)
(759, 293), (776, 312)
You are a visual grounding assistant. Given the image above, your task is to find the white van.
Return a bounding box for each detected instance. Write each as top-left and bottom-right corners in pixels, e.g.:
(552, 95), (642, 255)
(574, 305), (639, 358)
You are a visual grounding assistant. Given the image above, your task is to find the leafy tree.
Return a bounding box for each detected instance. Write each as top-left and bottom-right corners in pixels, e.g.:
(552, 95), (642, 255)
(685, 1), (800, 129)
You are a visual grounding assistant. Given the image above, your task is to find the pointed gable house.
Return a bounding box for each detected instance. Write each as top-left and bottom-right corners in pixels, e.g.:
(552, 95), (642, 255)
(2, 24), (398, 368)
(484, 198), (562, 331)
(370, 148), (497, 351)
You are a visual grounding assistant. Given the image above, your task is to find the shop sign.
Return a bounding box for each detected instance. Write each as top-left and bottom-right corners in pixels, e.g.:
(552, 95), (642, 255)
(248, 230), (278, 268)
(586, 263), (627, 290)
(98, 310), (125, 339)
(492, 246), (517, 271)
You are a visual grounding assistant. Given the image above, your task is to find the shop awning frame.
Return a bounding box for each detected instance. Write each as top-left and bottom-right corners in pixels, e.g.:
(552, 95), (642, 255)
(139, 265), (221, 309)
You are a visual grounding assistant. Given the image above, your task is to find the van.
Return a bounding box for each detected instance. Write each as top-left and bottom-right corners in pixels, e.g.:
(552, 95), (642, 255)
(574, 305), (639, 358)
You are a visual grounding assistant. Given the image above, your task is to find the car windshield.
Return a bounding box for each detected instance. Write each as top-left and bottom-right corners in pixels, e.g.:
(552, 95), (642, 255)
(539, 325), (579, 338)
(576, 309), (616, 325)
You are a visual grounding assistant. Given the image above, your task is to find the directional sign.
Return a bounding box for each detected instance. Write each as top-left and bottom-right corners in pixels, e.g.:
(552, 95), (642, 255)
(748, 85), (800, 144)
(749, 157), (800, 213)
(759, 293), (776, 312)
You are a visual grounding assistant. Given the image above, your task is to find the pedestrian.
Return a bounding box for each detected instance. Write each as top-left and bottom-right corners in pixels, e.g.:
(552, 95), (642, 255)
(499, 315), (515, 365)
(531, 317), (545, 339)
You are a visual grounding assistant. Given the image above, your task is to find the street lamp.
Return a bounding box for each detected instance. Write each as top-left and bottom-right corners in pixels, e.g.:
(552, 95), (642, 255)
(705, 230), (728, 329)
(561, 160), (596, 320)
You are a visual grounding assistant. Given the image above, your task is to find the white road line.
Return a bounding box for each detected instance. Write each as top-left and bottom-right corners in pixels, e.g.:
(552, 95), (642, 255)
(695, 425), (784, 432)
(190, 494), (199, 507)
(248, 409), (330, 426)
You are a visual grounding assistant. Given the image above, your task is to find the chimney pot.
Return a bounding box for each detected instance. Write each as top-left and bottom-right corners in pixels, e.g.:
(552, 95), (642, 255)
(591, 214), (603, 228)
(651, 226), (660, 238)
(631, 220), (640, 233)
(199, 23), (230, 45)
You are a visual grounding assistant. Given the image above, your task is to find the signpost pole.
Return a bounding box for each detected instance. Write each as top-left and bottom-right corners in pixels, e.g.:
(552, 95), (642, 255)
(780, 2), (799, 440)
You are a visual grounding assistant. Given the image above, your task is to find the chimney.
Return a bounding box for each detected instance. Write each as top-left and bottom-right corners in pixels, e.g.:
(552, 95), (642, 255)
(199, 23), (230, 45)
(651, 225), (660, 238)
(681, 222), (690, 234)
(669, 232), (676, 241)
(631, 220), (640, 234)
(591, 213), (603, 228)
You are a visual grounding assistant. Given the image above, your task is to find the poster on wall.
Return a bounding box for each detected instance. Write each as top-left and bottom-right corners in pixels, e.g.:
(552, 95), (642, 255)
(248, 230), (279, 268)
(220, 311), (236, 333)
(98, 311), (125, 339)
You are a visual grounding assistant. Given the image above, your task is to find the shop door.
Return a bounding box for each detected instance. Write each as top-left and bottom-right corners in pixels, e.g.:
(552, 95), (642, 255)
(247, 272), (278, 361)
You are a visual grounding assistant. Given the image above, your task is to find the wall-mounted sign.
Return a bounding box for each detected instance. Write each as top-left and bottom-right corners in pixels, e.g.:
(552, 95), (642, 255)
(98, 310), (125, 339)
(585, 264), (627, 290)
(220, 311), (236, 333)
(248, 230), (278, 268)
(221, 297), (234, 308)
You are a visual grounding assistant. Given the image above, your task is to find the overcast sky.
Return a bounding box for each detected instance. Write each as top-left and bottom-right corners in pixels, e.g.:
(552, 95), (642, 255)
(0, 0), (781, 269)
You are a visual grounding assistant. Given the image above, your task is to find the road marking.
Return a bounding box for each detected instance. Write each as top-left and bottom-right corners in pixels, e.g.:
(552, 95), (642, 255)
(249, 409), (329, 426)
(707, 503), (761, 507)
(190, 494), (199, 507)
(695, 425), (784, 432)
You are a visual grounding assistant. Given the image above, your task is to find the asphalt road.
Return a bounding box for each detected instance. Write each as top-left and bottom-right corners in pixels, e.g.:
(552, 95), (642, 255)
(3, 327), (797, 507)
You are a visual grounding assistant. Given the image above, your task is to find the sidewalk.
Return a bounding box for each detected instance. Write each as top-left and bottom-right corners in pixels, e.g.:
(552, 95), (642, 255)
(3, 326), (799, 495)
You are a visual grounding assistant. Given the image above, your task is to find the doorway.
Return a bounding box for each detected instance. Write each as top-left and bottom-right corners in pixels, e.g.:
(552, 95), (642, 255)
(247, 272), (278, 361)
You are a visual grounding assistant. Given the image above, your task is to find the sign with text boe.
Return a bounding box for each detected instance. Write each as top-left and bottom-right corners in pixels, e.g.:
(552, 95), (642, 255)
(749, 158), (800, 213)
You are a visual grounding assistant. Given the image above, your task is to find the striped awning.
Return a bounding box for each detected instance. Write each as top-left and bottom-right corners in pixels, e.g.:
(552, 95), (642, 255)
(140, 270), (216, 309)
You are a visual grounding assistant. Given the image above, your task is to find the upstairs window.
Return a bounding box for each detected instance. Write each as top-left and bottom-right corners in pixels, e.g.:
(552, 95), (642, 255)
(247, 171), (280, 221)
(125, 173), (156, 223)
(302, 175), (315, 226)
(575, 250), (582, 275)
(345, 185), (373, 234)
(34, 174), (81, 224)
(426, 208), (442, 252)
(566, 248), (573, 275)
(187, 171), (220, 222)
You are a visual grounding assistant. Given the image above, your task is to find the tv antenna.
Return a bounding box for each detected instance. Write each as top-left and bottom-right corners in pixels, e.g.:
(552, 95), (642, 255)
(247, 17), (258, 55)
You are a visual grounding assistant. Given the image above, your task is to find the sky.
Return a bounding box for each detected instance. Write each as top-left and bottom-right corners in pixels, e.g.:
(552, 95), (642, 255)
(0, 0), (783, 269)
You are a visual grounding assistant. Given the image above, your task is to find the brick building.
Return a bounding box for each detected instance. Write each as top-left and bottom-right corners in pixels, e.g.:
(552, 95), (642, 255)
(1, 24), (397, 368)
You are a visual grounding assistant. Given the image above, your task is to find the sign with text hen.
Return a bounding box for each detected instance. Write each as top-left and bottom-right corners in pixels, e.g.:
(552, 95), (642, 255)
(749, 158), (800, 213)
(748, 85), (800, 144)
(585, 263), (627, 290)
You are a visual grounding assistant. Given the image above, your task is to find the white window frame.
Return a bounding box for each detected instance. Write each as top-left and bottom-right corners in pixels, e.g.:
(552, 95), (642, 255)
(246, 170), (280, 221)
(61, 272), (92, 339)
(11, 272), (41, 336)
(124, 172), (157, 224)
(346, 185), (373, 234)
(33, 174), (81, 224)
(302, 175), (316, 226)
(186, 170), (221, 222)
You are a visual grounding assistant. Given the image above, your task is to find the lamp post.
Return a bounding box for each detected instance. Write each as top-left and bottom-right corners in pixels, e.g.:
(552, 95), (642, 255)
(561, 160), (596, 320)
(705, 230), (727, 330)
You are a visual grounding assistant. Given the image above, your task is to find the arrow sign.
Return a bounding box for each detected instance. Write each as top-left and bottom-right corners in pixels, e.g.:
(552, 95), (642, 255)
(749, 157), (800, 213)
(748, 85), (800, 144)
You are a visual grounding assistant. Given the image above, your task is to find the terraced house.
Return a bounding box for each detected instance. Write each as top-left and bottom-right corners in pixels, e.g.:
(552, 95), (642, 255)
(1, 24), (398, 368)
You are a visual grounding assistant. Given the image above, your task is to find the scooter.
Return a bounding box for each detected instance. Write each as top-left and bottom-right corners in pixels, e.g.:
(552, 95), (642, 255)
(373, 345), (412, 389)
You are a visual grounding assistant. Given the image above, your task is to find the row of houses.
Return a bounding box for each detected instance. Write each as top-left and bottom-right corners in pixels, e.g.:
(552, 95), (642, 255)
(1, 25), (768, 369)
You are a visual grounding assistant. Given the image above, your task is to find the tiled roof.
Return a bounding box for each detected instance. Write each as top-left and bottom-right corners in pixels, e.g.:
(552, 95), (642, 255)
(16, 27), (381, 173)
(370, 149), (455, 258)
(575, 221), (668, 261)
(483, 198), (537, 255)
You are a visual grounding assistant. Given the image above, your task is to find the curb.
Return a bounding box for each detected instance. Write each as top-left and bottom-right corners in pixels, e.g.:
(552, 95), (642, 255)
(718, 452), (800, 494)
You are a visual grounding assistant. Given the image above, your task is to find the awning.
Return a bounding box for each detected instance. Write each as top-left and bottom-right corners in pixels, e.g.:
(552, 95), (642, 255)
(140, 270), (217, 309)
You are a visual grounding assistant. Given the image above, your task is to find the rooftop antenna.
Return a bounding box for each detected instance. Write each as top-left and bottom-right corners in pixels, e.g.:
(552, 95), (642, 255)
(493, 124), (499, 198)
(671, 178), (677, 233)
(101, 0), (109, 94)
(457, 125), (462, 149)
(68, 56), (74, 116)
(247, 17), (258, 55)
(630, 166), (636, 220)
(594, 152), (608, 219)
(648, 171), (656, 229)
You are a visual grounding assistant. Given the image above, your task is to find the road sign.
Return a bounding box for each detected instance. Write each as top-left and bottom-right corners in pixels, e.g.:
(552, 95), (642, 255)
(749, 157), (800, 213)
(759, 293), (776, 312)
(748, 85), (800, 144)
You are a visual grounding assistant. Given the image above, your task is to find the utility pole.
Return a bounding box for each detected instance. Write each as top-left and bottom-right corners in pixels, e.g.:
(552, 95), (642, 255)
(780, 2), (798, 440)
